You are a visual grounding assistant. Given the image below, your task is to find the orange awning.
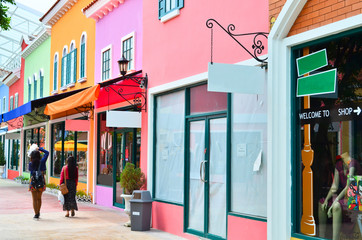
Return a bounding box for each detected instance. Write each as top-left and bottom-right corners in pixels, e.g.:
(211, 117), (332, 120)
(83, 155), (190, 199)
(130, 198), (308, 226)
(44, 85), (100, 116)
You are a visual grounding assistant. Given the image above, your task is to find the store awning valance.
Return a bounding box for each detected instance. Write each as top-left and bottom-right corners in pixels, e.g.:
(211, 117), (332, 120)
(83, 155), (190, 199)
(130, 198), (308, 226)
(2, 88), (85, 122)
(3, 102), (32, 122)
(44, 85), (100, 116)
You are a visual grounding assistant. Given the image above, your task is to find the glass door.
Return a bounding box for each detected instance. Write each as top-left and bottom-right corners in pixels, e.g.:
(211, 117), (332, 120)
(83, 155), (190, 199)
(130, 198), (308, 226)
(187, 116), (227, 239)
(113, 128), (140, 208)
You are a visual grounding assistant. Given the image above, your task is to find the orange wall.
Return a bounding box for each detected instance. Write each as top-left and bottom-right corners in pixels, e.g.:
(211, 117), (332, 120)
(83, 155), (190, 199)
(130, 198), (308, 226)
(49, 0), (96, 93)
(48, 0), (96, 194)
(269, 0), (362, 36)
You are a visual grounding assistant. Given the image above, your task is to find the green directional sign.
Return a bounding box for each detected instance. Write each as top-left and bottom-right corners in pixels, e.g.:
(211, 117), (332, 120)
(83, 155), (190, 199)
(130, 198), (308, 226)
(297, 69), (336, 97)
(296, 49), (328, 76)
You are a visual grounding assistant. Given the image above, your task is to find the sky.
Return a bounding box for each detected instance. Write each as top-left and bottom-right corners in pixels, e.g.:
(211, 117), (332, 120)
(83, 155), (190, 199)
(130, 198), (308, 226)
(15, 0), (57, 15)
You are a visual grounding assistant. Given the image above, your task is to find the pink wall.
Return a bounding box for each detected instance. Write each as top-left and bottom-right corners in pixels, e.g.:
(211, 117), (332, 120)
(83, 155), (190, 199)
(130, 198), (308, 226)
(143, 0), (269, 88)
(94, 0), (142, 85)
(152, 202), (198, 240)
(228, 216), (267, 240)
(96, 185), (113, 207)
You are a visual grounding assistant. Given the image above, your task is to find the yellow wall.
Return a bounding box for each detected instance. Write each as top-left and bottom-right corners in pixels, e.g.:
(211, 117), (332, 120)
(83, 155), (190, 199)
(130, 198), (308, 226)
(49, 0), (96, 194)
(49, 177), (88, 194)
(49, 0), (95, 93)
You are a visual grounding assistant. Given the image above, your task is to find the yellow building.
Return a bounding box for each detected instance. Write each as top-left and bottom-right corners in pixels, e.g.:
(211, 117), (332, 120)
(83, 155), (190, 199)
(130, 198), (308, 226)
(40, 0), (96, 196)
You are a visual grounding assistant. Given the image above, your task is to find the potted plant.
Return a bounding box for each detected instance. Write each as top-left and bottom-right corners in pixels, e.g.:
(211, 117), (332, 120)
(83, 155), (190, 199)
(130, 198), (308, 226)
(0, 142), (6, 178)
(120, 162), (145, 227)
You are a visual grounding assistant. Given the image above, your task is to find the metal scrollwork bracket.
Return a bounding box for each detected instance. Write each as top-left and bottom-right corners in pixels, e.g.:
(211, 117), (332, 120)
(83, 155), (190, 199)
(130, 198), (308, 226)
(206, 18), (269, 65)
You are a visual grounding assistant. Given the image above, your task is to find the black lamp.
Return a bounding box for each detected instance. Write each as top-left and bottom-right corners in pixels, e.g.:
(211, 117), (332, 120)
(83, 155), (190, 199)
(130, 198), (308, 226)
(118, 55), (129, 76)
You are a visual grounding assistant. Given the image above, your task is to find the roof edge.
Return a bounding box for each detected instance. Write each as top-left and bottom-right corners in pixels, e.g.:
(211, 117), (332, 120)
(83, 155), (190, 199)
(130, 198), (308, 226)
(40, 0), (78, 26)
(21, 27), (51, 59)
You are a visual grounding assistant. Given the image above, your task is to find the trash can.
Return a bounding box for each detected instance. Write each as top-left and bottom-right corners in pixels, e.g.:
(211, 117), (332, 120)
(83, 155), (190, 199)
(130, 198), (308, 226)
(130, 190), (153, 231)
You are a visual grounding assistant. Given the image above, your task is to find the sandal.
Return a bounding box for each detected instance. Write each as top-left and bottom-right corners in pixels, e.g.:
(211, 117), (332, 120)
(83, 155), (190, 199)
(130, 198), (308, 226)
(65, 213), (69, 217)
(71, 210), (75, 217)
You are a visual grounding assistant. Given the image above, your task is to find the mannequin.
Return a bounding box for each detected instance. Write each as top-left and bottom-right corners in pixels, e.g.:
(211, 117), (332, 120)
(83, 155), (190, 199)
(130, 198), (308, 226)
(318, 152), (361, 240)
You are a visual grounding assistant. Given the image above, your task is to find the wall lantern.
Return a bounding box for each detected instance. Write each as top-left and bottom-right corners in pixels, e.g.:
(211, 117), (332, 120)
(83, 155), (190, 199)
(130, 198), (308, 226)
(118, 55), (129, 76)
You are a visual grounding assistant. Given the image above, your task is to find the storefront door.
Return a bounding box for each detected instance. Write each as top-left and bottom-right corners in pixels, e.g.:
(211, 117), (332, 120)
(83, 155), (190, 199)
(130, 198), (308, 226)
(113, 128), (140, 208)
(187, 116), (227, 239)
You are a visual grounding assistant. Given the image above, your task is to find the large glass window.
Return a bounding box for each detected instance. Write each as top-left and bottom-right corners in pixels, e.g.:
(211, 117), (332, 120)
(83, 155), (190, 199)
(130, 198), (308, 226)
(98, 112), (114, 186)
(154, 90), (185, 203)
(9, 139), (19, 170)
(231, 92), (267, 218)
(51, 121), (88, 182)
(24, 127), (46, 172)
(294, 30), (362, 239)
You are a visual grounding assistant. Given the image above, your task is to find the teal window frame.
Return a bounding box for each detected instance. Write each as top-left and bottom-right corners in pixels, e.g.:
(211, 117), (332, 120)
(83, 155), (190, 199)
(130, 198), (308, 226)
(39, 71), (43, 98)
(158, 0), (184, 19)
(61, 55), (67, 87)
(102, 48), (111, 81)
(122, 38), (133, 71)
(291, 28), (362, 240)
(68, 48), (77, 84)
(54, 54), (58, 90)
(9, 96), (13, 111)
(33, 75), (37, 100)
(28, 79), (31, 102)
(14, 93), (18, 108)
(80, 35), (86, 78)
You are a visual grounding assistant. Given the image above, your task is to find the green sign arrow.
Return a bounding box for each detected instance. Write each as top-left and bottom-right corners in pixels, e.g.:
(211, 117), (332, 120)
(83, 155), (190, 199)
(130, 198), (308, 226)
(296, 49), (328, 76)
(297, 69), (336, 97)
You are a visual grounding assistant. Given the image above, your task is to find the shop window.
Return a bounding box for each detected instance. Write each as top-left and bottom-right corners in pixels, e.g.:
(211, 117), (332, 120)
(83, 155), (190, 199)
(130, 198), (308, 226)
(190, 84), (227, 115)
(154, 90), (185, 203)
(230, 92), (268, 218)
(293, 30), (362, 239)
(121, 33), (134, 71)
(158, 0), (184, 21)
(101, 46), (111, 81)
(97, 112), (114, 186)
(24, 127), (45, 173)
(51, 122), (87, 182)
(9, 139), (19, 170)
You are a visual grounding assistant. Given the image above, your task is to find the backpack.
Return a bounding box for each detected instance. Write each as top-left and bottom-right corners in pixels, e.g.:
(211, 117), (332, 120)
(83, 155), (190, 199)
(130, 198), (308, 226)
(31, 163), (44, 189)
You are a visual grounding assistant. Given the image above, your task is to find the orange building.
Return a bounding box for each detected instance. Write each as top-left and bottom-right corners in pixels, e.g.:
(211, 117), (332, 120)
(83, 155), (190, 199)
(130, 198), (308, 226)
(40, 0), (96, 196)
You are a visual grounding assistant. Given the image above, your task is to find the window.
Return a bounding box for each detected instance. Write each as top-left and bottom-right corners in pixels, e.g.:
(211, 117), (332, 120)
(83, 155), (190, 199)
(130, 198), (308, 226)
(39, 70), (43, 98)
(53, 53), (58, 91)
(293, 31), (362, 239)
(9, 139), (19, 170)
(154, 90), (185, 203)
(14, 93), (18, 108)
(51, 121), (88, 182)
(33, 74), (37, 100)
(2, 97), (5, 113)
(69, 41), (77, 84)
(101, 47), (111, 81)
(9, 96), (13, 111)
(61, 47), (68, 88)
(28, 77), (31, 102)
(80, 33), (86, 79)
(122, 34), (134, 71)
(158, 0), (184, 20)
(24, 127), (45, 172)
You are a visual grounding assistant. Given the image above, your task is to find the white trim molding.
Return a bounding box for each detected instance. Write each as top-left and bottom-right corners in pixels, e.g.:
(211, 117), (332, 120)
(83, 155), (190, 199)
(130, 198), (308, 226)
(267, 1), (362, 240)
(21, 27), (51, 59)
(40, 0), (78, 27)
(82, 0), (125, 21)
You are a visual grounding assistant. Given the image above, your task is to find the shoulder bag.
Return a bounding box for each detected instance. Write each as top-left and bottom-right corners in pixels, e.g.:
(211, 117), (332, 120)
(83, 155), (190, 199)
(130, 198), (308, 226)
(59, 167), (69, 195)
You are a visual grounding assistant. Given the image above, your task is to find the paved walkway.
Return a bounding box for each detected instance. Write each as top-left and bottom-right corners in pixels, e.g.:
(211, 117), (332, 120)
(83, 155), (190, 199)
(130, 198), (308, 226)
(0, 179), (186, 240)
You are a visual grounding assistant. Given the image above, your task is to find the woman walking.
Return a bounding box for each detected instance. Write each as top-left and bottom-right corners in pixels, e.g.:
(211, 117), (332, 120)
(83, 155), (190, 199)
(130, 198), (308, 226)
(60, 156), (78, 217)
(28, 144), (49, 220)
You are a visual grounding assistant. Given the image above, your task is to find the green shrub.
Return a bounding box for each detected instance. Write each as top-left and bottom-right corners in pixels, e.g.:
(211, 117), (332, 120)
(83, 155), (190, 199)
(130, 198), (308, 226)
(120, 162), (145, 194)
(46, 183), (58, 189)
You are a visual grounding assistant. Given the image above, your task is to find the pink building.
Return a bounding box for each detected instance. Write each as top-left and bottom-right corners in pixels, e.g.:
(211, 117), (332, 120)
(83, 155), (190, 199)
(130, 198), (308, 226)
(143, 1), (268, 239)
(83, 0), (144, 209)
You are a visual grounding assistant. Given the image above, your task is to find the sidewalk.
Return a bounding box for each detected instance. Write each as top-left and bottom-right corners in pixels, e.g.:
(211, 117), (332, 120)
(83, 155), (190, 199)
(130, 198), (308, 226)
(0, 179), (186, 240)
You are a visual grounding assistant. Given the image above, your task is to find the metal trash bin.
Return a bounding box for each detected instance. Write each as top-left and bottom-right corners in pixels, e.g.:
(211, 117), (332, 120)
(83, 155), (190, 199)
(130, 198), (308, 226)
(130, 190), (153, 231)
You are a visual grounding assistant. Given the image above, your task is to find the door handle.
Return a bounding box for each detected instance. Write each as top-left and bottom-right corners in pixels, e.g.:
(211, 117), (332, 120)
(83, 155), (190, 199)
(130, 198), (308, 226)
(199, 160), (207, 183)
